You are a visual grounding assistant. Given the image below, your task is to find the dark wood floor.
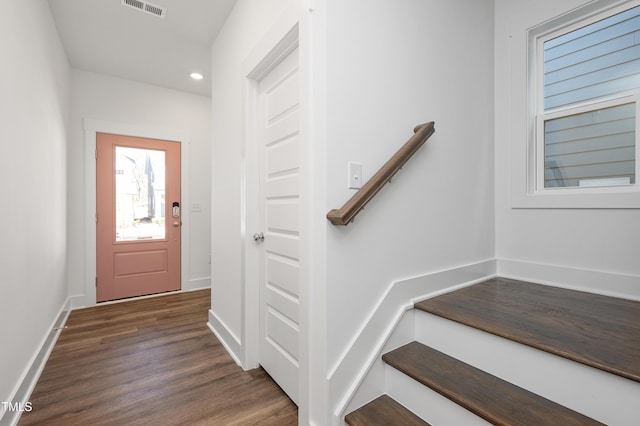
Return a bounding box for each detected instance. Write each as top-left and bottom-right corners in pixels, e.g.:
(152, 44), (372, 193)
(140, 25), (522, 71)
(19, 289), (297, 425)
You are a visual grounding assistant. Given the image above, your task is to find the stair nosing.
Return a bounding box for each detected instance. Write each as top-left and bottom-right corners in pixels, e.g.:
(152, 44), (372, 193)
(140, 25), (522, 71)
(383, 341), (605, 426)
(345, 394), (431, 426)
(414, 277), (640, 383)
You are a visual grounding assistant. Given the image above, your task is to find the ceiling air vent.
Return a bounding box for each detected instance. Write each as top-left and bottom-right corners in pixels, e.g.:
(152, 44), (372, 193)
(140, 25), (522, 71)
(121, 0), (167, 19)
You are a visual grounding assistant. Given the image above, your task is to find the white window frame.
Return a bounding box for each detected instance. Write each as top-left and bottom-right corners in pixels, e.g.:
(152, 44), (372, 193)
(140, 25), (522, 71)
(535, 94), (639, 193)
(523, 0), (640, 208)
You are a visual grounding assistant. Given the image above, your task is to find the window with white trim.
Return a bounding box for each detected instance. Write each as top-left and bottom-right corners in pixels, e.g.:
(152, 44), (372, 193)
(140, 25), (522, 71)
(532, 1), (640, 192)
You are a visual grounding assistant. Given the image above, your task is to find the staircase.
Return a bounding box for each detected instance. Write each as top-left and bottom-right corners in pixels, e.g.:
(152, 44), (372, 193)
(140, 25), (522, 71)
(345, 277), (640, 425)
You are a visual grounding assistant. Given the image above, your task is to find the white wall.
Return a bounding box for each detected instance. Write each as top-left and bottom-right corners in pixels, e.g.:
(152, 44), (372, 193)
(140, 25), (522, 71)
(209, 0), (297, 358)
(323, 0), (495, 384)
(67, 70), (212, 306)
(210, 0), (495, 423)
(0, 0), (70, 416)
(494, 0), (640, 282)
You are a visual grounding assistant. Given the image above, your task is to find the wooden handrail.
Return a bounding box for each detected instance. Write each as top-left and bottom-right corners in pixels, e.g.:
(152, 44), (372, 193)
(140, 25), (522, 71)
(326, 121), (435, 226)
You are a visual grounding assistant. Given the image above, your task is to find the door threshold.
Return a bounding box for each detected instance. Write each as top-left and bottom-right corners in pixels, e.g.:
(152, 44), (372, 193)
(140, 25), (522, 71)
(97, 289), (182, 306)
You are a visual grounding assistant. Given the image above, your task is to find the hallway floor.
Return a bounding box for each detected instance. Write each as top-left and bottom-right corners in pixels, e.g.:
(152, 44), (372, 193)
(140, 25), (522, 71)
(19, 289), (297, 425)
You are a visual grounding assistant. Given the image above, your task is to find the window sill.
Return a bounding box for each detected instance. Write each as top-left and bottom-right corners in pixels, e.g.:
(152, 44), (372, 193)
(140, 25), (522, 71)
(512, 186), (640, 209)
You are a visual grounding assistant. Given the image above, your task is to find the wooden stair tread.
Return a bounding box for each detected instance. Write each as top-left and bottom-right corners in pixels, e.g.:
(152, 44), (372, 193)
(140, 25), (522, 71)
(383, 342), (605, 426)
(345, 394), (431, 426)
(415, 277), (640, 383)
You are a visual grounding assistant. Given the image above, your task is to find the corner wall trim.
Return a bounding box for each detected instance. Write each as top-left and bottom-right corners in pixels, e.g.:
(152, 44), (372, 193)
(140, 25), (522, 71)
(328, 259), (497, 424)
(1, 298), (71, 426)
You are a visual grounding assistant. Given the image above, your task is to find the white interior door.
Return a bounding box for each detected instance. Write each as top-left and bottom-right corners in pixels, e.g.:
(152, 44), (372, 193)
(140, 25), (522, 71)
(257, 46), (300, 404)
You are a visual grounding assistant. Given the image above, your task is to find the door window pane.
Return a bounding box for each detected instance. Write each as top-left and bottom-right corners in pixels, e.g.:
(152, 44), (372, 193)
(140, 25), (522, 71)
(115, 146), (166, 241)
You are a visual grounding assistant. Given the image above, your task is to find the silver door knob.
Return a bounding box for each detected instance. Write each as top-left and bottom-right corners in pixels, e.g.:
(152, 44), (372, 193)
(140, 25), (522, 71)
(253, 232), (265, 242)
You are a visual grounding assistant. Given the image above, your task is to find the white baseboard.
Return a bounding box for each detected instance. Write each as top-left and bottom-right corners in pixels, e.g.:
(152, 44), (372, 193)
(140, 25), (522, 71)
(68, 294), (88, 310)
(183, 277), (211, 292)
(497, 258), (640, 301)
(1, 298), (71, 426)
(329, 259), (497, 425)
(207, 309), (243, 367)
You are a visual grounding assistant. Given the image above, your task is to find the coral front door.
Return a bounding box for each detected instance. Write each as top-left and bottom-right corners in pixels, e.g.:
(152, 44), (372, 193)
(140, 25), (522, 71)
(96, 133), (181, 302)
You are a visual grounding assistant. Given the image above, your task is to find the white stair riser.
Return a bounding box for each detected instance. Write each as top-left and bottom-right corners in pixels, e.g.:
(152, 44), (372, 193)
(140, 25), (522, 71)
(386, 365), (492, 425)
(414, 310), (640, 426)
(340, 310), (416, 425)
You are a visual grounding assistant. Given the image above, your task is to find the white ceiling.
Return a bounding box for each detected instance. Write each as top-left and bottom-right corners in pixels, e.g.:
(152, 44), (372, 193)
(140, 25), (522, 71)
(48, 0), (237, 97)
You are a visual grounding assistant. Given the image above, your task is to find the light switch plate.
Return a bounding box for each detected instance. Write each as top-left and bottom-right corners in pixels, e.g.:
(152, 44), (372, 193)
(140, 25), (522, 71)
(348, 161), (363, 189)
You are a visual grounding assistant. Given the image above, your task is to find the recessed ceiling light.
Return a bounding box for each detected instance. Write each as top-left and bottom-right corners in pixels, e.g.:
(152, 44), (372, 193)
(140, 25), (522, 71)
(190, 72), (204, 80)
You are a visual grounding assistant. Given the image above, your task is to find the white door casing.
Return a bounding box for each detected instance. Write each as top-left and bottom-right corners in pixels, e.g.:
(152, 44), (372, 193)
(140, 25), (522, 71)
(257, 46), (301, 404)
(83, 119), (190, 309)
